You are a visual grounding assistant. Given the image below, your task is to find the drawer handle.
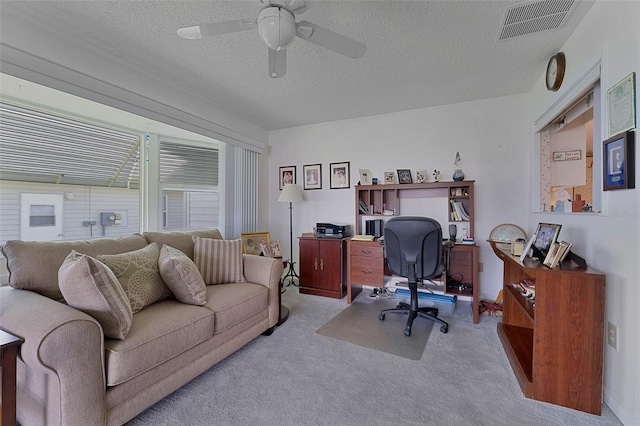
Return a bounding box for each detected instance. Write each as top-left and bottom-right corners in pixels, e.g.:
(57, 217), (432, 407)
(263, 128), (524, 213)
(360, 250), (372, 254)
(361, 269), (373, 274)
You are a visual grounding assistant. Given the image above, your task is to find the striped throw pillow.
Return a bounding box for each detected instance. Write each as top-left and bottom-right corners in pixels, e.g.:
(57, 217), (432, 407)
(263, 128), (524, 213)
(59, 250), (133, 339)
(193, 237), (246, 285)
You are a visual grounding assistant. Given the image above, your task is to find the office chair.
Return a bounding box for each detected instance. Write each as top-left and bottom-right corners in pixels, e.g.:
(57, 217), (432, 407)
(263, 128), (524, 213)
(378, 216), (449, 336)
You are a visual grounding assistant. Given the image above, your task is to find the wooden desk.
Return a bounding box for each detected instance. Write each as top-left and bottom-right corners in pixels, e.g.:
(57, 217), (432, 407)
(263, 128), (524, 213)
(490, 241), (605, 414)
(1, 329), (24, 426)
(346, 239), (480, 323)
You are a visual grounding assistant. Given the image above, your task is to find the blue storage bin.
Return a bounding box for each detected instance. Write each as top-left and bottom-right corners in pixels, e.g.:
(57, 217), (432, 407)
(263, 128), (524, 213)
(394, 288), (457, 315)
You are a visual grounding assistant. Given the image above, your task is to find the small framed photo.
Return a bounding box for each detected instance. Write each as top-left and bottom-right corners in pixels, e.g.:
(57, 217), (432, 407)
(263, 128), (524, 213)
(279, 166), (296, 190)
(359, 169), (372, 185)
(397, 169), (413, 184)
(384, 171), (396, 184)
(330, 161), (350, 189)
(240, 232), (271, 256)
(532, 223), (561, 255)
(415, 170), (427, 183)
(269, 240), (283, 258)
(603, 130), (635, 191)
(303, 164), (322, 190)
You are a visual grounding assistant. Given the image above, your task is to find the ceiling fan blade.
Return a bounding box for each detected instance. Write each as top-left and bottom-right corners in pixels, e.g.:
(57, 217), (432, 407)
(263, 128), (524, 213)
(268, 48), (287, 78)
(296, 21), (366, 59)
(177, 19), (257, 39)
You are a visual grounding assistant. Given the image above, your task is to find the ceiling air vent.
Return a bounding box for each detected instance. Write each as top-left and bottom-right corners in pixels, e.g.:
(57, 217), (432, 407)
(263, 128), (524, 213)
(498, 0), (576, 41)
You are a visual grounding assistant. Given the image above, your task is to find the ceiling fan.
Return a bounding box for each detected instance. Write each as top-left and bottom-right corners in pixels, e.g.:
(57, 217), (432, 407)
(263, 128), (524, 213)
(177, 0), (366, 78)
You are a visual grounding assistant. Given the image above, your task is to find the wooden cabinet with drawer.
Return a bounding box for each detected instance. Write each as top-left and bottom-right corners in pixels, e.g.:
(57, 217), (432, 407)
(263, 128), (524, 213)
(346, 239), (384, 302)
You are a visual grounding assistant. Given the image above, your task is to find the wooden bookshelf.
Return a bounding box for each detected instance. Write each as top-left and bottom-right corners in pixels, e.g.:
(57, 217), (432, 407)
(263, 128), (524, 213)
(490, 241), (606, 415)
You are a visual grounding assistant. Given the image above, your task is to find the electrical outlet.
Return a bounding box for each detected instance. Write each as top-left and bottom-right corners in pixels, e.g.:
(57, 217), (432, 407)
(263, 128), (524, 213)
(607, 322), (619, 350)
(478, 262), (483, 272)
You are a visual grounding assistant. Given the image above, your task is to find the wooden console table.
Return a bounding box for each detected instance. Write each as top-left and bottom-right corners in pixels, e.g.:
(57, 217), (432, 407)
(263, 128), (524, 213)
(490, 241), (606, 414)
(1, 329), (24, 426)
(347, 239), (480, 323)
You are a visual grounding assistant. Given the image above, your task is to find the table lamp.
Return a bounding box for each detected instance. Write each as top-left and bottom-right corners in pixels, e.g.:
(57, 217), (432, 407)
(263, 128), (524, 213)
(278, 184), (304, 286)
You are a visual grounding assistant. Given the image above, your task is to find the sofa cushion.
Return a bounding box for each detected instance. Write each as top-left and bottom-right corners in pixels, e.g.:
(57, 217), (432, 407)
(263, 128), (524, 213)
(204, 283), (268, 334)
(104, 299), (215, 386)
(98, 243), (172, 313)
(143, 229), (223, 260)
(1, 234), (148, 301)
(58, 251), (133, 339)
(158, 244), (207, 306)
(193, 237), (247, 285)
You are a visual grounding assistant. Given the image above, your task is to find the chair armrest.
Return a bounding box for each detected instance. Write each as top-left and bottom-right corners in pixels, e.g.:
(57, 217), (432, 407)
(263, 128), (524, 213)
(0, 287), (106, 426)
(242, 255), (284, 327)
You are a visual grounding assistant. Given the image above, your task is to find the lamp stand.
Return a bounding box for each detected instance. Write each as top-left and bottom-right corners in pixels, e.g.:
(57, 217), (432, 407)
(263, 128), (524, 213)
(282, 201), (299, 287)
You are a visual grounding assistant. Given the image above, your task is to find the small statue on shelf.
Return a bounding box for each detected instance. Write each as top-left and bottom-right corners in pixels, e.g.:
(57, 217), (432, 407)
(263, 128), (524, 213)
(433, 170), (441, 182)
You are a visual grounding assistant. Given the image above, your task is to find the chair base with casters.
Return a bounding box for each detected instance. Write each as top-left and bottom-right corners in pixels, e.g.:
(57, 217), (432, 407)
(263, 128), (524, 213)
(377, 216), (450, 336)
(378, 271), (449, 336)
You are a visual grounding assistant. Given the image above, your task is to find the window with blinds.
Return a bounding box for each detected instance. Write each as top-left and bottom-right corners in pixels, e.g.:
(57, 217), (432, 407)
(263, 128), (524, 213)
(0, 102), (140, 188)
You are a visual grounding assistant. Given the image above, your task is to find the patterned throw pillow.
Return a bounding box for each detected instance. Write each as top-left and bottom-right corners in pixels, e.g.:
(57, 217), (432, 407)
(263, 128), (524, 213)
(158, 244), (207, 305)
(98, 243), (172, 313)
(192, 237), (246, 285)
(58, 251), (133, 339)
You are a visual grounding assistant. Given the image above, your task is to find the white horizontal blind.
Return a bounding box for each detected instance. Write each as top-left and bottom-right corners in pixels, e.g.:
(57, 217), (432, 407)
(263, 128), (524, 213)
(159, 141), (218, 187)
(0, 102), (140, 188)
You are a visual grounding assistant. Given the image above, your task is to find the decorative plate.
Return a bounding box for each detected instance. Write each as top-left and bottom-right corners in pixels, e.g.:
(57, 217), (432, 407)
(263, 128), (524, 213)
(489, 224), (527, 249)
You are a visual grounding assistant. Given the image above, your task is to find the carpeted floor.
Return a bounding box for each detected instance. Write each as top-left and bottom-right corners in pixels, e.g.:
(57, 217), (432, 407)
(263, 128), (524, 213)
(127, 286), (622, 426)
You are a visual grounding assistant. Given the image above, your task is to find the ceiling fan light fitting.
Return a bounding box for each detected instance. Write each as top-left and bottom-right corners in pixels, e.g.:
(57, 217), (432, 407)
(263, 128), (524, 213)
(258, 7), (296, 51)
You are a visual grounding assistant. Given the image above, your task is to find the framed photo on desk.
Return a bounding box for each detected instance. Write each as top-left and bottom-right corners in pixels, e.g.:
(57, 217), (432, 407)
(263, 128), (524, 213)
(532, 223), (561, 256)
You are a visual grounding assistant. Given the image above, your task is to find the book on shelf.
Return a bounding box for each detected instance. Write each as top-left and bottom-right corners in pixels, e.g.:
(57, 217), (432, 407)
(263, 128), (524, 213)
(358, 200), (369, 214)
(450, 200), (470, 221)
(458, 237), (475, 244)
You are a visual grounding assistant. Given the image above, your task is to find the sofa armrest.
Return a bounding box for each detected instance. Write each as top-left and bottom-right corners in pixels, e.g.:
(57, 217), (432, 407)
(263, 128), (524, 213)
(242, 255), (284, 327)
(0, 286), (106, 426)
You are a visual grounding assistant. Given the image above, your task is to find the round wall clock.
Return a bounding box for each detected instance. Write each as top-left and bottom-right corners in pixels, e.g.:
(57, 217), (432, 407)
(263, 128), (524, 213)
(545, 52), (566, 92)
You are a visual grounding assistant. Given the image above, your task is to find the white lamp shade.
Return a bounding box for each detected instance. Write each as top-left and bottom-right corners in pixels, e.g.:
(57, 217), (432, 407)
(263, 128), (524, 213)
(278, 184), (304, 203)
(258, 7), (296, 51)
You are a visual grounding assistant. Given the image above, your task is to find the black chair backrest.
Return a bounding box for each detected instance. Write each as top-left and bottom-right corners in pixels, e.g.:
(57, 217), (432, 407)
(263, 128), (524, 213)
(383, 216), (443, 280)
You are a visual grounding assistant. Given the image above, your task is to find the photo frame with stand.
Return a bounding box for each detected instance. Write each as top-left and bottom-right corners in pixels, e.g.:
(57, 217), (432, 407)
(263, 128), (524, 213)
(240, 232), (271, 256)
(531, 223), (561, 260)
(397, 169), (413, 184)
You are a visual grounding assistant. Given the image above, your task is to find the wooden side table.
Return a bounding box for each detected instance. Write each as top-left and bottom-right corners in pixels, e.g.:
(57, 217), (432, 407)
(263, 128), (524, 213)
(1, 329), (24, 426)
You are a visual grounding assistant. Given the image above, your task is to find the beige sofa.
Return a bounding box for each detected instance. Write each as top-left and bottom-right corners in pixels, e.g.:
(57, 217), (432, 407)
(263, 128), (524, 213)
(0, 229), (283, 426)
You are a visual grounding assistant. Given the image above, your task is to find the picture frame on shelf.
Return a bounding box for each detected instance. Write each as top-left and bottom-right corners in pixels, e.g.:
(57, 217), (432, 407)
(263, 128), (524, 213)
(532, 223), (561, 256)
(240, 232), (271, 256)
(607, 72), (636, 136)
(415, 169), (427, 183)
(330, 161), (350, 189)
(279, 166), (296, 190)
(397, 169), (413, 184)
(384, 171), (395, 184)
(303, 163), (322, 190)
(603, 130), (635, 191)
(259, 242), (272, 257)
(359, 168), (372, 185)
(269, 240), (283, 258)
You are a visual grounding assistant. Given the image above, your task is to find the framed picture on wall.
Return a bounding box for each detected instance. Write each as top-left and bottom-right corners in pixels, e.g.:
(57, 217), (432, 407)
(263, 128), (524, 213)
(279, 166), (296, 190)
(330, 162), (350, 189)
(303, 164), (322, 190)
(603, 130), (635, 191)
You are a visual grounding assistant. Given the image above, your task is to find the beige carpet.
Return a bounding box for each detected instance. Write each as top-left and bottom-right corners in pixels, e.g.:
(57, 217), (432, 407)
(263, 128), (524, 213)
(316, 298), (433, 360)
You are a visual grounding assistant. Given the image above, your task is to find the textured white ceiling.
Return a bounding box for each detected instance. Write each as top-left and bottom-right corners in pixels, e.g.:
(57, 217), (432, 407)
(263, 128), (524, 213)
(0, 1), (594, 131)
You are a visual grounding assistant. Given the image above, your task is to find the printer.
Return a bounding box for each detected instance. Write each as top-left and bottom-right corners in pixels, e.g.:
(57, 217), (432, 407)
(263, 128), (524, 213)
(315, 223), (352, 239)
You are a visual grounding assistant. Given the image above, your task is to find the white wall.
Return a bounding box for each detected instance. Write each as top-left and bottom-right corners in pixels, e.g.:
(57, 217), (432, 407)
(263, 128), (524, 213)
(526, 2), (639, 424)
(266, 3), (640, 423)
(267, 94), (531, 302)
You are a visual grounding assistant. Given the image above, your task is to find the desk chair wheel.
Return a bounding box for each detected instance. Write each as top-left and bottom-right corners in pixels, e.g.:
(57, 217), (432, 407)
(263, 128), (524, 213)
(440, 325), (448, 333)
(378, 313), (385, 321)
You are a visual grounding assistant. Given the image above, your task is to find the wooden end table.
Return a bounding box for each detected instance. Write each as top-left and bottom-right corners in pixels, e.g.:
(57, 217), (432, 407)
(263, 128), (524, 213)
(1, 329), (24, 426)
